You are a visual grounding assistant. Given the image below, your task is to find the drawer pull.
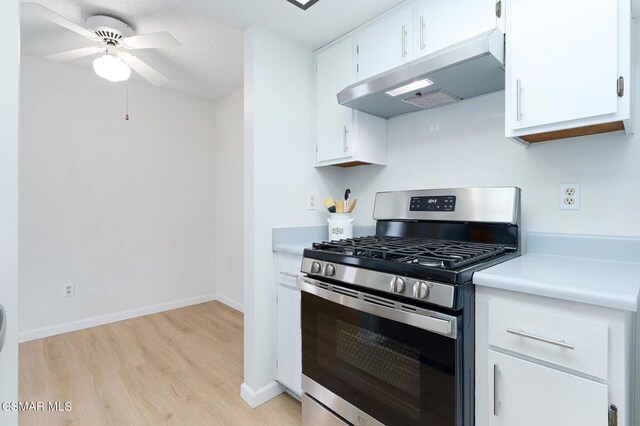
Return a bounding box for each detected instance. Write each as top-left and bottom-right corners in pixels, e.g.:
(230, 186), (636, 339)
(493, 364), (499, 416)
(280, 272), (300, 279)
(507, 328), (575, 350)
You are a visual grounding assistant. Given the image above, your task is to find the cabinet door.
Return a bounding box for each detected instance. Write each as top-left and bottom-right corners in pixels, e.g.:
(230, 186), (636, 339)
(357, 5), (414, 81)
(416, 0), (497, 58)
(488, 350), (608, 426)
(316, 37), (355, 162)
(506, 0), (618, 131)
(276, 284), (301, 395)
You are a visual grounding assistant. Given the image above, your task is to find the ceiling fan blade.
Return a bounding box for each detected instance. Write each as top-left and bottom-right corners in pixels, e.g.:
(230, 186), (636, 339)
(120, 54), (169, 86)
(21, 2), (99, 41)
(120, 32), (181, 50)
(44, 46), (104, 62)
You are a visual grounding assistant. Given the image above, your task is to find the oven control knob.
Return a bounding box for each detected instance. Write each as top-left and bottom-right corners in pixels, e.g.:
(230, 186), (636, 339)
(324, 264), (336, 277)
(413, 281), (430, 299)
(310, 261), (322, 274)
(390, 276), (405, 293)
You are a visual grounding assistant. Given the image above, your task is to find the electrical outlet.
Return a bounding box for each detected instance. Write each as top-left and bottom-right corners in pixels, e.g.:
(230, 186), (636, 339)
(559, 183), (581, 210)
(64, 283), (75, 297)
(307, 191), (319, 210)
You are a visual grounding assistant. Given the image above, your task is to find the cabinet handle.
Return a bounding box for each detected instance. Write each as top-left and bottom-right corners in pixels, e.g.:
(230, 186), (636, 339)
(493, 364), (499, 416)
(419, 16), (425, 50)
(401, 25), (407, 57)
(0, 305), (6, 353)
(617, 76), (624, 97)
(516, 79), (522, 121)
(507, 328), (575, 350)
(280, 272), (300, 279)
(343, 125), (349, 153)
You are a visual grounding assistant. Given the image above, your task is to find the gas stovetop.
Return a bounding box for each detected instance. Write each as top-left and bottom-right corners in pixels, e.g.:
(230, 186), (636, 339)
(304, 236), (516, 285)
(310, 236), (511, 269)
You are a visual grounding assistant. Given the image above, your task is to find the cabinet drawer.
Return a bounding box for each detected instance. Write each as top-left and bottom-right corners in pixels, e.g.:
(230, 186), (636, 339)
(488, 300), (608, 379)
(277, 253), (303, 287)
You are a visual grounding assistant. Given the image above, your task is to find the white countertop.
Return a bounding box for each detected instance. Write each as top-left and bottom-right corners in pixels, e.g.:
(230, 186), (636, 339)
(474, 233), (640, 312)
(272, 225), (376, 256)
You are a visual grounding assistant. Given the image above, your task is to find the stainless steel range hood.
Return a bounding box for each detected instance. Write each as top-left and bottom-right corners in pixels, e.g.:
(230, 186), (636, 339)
(337, 29), (505, 119)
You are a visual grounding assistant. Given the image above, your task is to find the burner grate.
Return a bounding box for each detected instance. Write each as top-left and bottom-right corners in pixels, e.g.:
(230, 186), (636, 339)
(312, 236), (509, 270)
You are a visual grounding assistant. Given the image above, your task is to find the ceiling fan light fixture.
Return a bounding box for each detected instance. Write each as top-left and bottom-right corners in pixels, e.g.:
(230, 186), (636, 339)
(92, 54), (131, 82)
(285, 0), (320, 10)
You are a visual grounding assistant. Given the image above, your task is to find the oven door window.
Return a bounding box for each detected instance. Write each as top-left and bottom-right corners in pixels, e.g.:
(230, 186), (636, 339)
(302, 292), (457, 426)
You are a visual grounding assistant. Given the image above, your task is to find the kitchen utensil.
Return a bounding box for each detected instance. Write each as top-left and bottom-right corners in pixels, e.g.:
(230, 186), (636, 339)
(323, 197), (336, 213)
(344, 189), (351, 212)
(347, 198), (357, 213)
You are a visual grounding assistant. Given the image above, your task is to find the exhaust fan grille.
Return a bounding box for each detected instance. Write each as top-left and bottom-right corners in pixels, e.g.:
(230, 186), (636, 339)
(402, 88), (461, 110)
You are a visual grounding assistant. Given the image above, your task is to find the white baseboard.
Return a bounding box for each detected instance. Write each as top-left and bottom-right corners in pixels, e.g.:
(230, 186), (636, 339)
(240, 381), (284, 408)
(19, 293), (217, 342)
(215, 294), (244, 313)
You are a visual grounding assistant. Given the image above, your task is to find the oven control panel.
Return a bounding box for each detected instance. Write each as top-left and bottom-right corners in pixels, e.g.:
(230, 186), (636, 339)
(409, 196), (456, 212)
(301, 257), (456, 310)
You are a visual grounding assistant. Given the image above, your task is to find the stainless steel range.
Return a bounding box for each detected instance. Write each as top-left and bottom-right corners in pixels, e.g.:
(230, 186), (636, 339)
(298, 187), (521, 426)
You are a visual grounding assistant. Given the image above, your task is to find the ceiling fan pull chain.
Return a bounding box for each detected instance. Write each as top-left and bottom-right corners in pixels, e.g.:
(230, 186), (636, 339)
(125, 84), (130, 121)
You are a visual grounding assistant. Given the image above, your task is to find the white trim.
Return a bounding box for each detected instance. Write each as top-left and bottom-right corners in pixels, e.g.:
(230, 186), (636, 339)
(18, 293), (217, 342)
(215, 294), (244, 313)
(240, 381), (284, 408)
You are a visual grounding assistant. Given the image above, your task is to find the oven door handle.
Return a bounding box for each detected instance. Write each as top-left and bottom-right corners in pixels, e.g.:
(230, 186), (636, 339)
(298, 278), (457, 338)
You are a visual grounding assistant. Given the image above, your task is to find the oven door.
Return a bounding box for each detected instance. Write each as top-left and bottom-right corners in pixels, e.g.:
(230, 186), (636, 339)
(300, 277), (466, 426)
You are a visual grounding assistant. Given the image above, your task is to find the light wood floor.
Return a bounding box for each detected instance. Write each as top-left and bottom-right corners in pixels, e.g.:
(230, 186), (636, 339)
(19, 301), (301, 425)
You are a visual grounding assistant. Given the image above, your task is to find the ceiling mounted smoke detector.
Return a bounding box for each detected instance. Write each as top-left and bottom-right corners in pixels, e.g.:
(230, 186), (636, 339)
(286, 0), (321, 10)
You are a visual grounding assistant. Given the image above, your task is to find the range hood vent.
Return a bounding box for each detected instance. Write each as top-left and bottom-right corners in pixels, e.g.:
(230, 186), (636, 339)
(337, 29), (505, 119)
(401, 88), (461, 110)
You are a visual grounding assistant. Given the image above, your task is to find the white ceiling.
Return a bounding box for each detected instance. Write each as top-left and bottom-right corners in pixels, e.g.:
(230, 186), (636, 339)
(179, 0), (406, 50)
(20, 0), (405, 101)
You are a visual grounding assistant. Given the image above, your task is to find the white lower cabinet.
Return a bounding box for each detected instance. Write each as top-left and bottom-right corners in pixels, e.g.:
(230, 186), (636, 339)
(476, 287), (633, 426)
(488, 350), (608, 426)
(275, 253), (302, 396)
(276, 283), (301, 396)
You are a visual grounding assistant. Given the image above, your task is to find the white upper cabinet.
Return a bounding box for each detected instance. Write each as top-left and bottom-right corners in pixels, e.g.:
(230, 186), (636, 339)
(315, 0), (633, 150)
(415, 0), (501, 58)
(315, 37), (387, 167)
(506, 0), (633, 143)
(316, 37), (356, 163)
(356, 4), (415, 81)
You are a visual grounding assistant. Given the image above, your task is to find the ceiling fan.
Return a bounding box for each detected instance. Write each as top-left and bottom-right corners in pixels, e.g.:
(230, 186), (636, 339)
(22, 2), (181, 86)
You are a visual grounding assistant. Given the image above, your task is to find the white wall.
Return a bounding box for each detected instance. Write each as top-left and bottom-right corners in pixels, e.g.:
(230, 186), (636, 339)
(19, 56), (218, 340)
(242, 26), (345, 406)
(215, 87), (244, 311)
(346, 22), (640, 240)
(0, 0), (20, 424)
